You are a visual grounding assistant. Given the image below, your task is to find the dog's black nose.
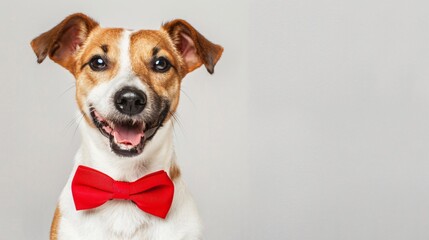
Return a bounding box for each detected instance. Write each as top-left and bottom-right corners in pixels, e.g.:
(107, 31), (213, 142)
(114, 88), (147, 115)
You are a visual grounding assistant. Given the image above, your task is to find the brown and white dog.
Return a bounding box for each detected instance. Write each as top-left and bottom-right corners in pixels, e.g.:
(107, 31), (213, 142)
(31, 13), (223, 240)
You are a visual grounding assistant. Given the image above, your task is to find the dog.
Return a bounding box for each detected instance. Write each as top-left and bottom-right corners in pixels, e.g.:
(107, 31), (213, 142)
(31, 13), (223, 240)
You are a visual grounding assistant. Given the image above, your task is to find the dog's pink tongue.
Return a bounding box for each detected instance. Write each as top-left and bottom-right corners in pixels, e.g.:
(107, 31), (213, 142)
(112, 125), (144, 147)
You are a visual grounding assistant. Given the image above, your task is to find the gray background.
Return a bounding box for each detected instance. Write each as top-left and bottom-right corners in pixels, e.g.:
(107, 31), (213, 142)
(1, 0), (429, 239)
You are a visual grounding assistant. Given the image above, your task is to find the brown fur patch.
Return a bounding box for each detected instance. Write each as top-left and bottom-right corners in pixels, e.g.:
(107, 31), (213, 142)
(129, 30), (184, 122)
(50, 206), (61, 240)
(169, 161), (182, 181)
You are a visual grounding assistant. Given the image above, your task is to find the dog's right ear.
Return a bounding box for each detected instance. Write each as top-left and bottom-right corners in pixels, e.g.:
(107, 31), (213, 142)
(30, 13), (98, 72)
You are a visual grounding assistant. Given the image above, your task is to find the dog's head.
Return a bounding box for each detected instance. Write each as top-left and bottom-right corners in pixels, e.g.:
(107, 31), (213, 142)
(31, 13), (223, 157)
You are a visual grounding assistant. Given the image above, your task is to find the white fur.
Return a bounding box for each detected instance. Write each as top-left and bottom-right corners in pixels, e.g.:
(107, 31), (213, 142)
(56, 30), (202, 240)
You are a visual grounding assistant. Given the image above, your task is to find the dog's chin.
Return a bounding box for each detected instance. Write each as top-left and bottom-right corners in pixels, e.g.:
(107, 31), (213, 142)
(89, 108), (152, 157)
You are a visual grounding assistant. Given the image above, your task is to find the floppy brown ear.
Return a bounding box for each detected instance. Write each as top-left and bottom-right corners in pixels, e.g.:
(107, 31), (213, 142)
(162, 19), (223, 74)
(30, 13), (98, 72)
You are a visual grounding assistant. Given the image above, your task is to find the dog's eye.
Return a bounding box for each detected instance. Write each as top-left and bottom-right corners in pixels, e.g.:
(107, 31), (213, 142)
(151, 57), (171, 73)
(89, 56), (107, 71)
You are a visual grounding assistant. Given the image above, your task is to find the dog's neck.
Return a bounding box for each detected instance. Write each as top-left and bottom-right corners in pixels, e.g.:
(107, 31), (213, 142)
(76, 119), (176, 181)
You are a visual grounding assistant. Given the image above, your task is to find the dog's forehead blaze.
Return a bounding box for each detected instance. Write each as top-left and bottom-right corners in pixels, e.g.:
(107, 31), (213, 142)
(129, 30), (183, 112)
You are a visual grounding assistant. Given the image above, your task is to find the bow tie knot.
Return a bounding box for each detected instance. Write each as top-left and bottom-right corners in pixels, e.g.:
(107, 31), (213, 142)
(71, 165), (174, 219)
(112, 181), (131, 199)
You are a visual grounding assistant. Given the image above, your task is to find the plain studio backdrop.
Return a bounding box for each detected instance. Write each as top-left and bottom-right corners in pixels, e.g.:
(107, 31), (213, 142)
(1, 0), (429, 239)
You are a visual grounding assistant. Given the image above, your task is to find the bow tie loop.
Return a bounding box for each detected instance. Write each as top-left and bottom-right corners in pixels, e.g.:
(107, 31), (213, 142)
(71, 165), (174, 219)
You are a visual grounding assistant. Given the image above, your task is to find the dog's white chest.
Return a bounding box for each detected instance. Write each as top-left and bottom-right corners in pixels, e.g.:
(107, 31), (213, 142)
(88, 201), (150, 238)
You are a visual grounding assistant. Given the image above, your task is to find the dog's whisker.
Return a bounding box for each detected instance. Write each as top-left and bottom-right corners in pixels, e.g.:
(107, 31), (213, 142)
(169, 113), (178, 139)
(169, 111), (185, 138)
(62, 113), (85, 133)
(72, 114), (85, 140)
(63, 118), (77, 131)
(169, 112), (180, 125)
(180, 89), (195, 108)
(58, 83), (76, 98)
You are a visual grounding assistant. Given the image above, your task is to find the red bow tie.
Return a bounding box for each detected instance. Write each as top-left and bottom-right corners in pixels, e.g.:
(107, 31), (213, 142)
(71, 165), (174, 219)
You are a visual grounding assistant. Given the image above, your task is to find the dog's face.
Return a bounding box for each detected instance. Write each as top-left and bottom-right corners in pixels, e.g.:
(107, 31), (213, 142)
(31, 13), (223, 157)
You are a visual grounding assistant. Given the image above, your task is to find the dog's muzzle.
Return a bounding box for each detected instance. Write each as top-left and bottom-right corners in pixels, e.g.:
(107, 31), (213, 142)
(89, 88), (170, 157)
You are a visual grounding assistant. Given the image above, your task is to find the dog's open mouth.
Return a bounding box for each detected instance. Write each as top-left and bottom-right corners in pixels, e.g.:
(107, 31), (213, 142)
(90, 108), (147, 157)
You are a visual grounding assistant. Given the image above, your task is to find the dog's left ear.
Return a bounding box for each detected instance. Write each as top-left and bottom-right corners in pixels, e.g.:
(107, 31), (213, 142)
(162, 19), (223, 74)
